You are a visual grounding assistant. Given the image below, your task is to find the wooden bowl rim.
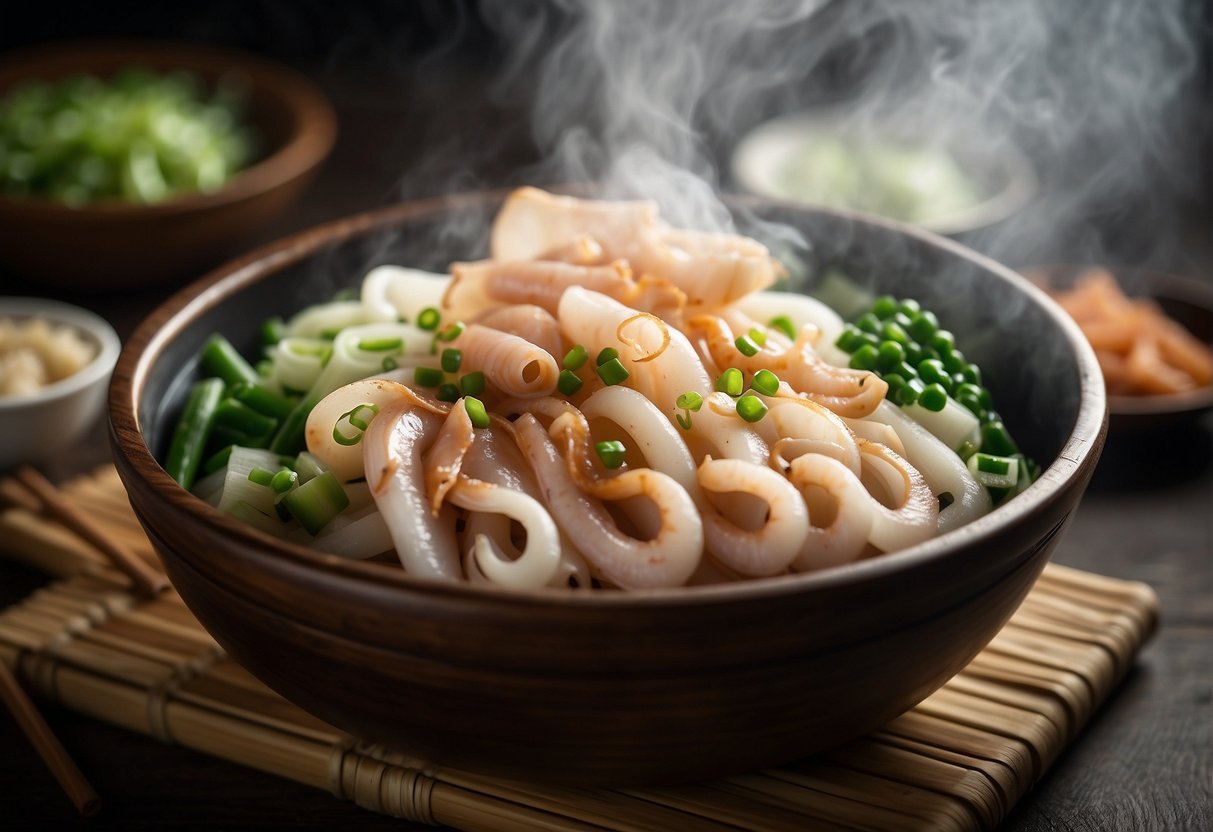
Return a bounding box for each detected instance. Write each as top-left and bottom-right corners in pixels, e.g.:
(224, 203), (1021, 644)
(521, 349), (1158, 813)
(109, 190), (1107, 608)
(0, 39), (337, 219)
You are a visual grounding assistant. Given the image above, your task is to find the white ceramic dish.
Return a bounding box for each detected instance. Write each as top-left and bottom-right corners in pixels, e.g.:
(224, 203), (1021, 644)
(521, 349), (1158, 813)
(731, 110), (1036, 237)
(0, 297), (121, 470)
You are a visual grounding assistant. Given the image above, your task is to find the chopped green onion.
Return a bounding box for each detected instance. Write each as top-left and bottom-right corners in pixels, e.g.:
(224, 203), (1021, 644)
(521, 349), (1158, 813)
(269, 394), (321, 455)
(281, 471), (349, 535)
(248, 467), (276, 487)
(957, 439), (979, 461)
(750, 369), (780, 397)
(918, 383), (948, 412)
(260, 317), (286, 347)
(835, 325), (870, 354)
(201, 334), (259, 389)
(201, 445), (234, 477)
(856, 312), (882, 334)
(460, 371), (486, 396)
(414, 367), (443, 388)
(876, 340), (906, 370)
(735, 333), (760, 357)
(437, 384), (461, 403)
(271, 469), (298, 494)
(716, 367), (744, 397)
(596, 357), (629, 386)
(596, 347), (619, 366)
(357, 337), (403, 352)
(871, 295), (898, 319)
(231, 382), (296, 421)
(563, 345), (589, 370)
(319, 327), (342, 341)
(907, 310), (939, 342)
(848, 344), (879, 371)
(748, 328), (767, 347)
(332, 403), (380, 446)
(381, 356), (398, 372)
(736, 394), (768, 423)
(769, 315), (796, 340)
(441, 348), (463, 373)
(255, 359), (273, 377)
(676, 413), (693, 430)
(464, 396), (490, 429)
(595, 440), (626, 469)
(557, 369), (583, 395)
(676, 391), (704, 411)
(214, 399), (278, 444)
(417, 307), (441, 331)
(437, 321), (465, 341)
(981, 421), (1018, 456)
(967, 452), (1019, 489)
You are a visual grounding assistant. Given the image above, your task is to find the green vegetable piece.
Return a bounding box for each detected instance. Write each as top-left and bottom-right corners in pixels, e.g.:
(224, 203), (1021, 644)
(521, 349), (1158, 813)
(437, 384), (461, 403)
(231, 382), (295, 422)
(596, 347), (619, 366)
(414, 367), (443, 388)
(750, 369), (780, 397)
(358, 337), (403, 352)
(260, 317), (286, 347)
(596, 357), (629, 386)
(981, 420), (1018, 456)
(270, 469), (298, 494)
(876, 340), (906, 370)
(848, 344), (879, 371)
(441, 348), (463, 373)
(248, 467), (276, 488)
(855, 312), (882, 334)
(768, 315), (796, 340)
(595, 440), (627, 469)
(557, 369), (583, 396)
(716, 367), (744, 397)
(381, 356), (398, 372)
(735, 333), (760, 357)
(736, 394), (768, 423)
(871, 296), (898, 319)
(918, 383), (948, 412)
(881, 321), (910, 346)
(417, 307), (441, 331)
(201, 333), (258, 389)
(676, 391), (704, 411)
(907, 310), (939, 342)
(281, 471), (349, 535)
(460, 371), (486, 396)
(930, 330), (956, 354)
(563, 345), (588, 371)
(201, 445), (234, 477)
(464, 396), (490, 429)
(164, 378), (225, 489)
(332, 403), (379, 446)
(834, 325), (869, 354)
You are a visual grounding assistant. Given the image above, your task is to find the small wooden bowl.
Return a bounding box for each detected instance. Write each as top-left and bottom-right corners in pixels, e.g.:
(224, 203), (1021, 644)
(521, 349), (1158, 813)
(1026, 266), (1213, 433)
(0, 41), (337, 289)
(109, 192), (1106, 786)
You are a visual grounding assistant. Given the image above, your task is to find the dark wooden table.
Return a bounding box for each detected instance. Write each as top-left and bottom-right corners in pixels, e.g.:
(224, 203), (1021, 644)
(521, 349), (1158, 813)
(2, 62), (1210, 832)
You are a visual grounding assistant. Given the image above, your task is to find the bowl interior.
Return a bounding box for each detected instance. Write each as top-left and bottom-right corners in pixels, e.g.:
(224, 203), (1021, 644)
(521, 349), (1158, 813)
(139, 196), (1083, 514)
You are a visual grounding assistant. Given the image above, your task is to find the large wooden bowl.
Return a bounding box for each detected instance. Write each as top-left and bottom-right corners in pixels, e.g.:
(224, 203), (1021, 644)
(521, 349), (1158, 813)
(0, 41), (336, 289)
(109, 192), (1106, 786)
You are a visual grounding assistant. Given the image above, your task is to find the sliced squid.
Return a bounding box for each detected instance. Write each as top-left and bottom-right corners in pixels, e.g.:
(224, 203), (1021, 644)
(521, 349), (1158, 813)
(447, 323), (559, 398)
(787, 454), (874, 571)
(362, 397), (461, 580)
(696, 457), (808, 577)
(514, 413), (702, 589)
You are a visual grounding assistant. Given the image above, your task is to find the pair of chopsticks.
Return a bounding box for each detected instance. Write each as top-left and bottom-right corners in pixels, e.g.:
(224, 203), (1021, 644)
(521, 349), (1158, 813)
(2, 466), (171, 817)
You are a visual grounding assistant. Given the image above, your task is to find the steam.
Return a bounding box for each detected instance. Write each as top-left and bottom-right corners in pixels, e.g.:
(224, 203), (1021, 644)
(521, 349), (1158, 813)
(480, 0), (1204, 269)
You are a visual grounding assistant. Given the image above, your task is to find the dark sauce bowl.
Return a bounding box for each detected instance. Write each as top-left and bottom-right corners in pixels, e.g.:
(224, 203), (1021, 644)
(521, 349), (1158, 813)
(109, 191), (1105, 786)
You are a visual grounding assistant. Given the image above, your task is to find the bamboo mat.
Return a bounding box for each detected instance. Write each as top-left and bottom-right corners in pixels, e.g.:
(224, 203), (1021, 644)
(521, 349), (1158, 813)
(0, 466), (1159, 832)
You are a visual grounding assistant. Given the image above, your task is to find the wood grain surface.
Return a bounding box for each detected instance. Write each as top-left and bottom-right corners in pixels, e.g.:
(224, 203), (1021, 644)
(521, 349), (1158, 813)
(1, 46), (1209, 832)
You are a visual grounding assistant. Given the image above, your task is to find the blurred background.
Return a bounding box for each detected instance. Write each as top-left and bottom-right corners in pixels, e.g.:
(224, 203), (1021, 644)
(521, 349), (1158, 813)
(0, 1), (1210, 829)
(2, 0), (1210, 298)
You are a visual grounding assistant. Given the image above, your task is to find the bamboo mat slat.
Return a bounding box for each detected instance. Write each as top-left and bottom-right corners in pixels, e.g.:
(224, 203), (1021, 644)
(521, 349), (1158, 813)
(0, 466), (1159, 832)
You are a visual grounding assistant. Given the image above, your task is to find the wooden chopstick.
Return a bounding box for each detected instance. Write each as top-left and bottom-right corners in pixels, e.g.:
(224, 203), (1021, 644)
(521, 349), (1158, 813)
(0, 660), (101, 817)
(15, 467), (169, 598)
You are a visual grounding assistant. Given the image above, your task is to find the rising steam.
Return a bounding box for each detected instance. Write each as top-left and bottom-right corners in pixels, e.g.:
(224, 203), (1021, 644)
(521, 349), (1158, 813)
(480, 0), (1204, 268)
